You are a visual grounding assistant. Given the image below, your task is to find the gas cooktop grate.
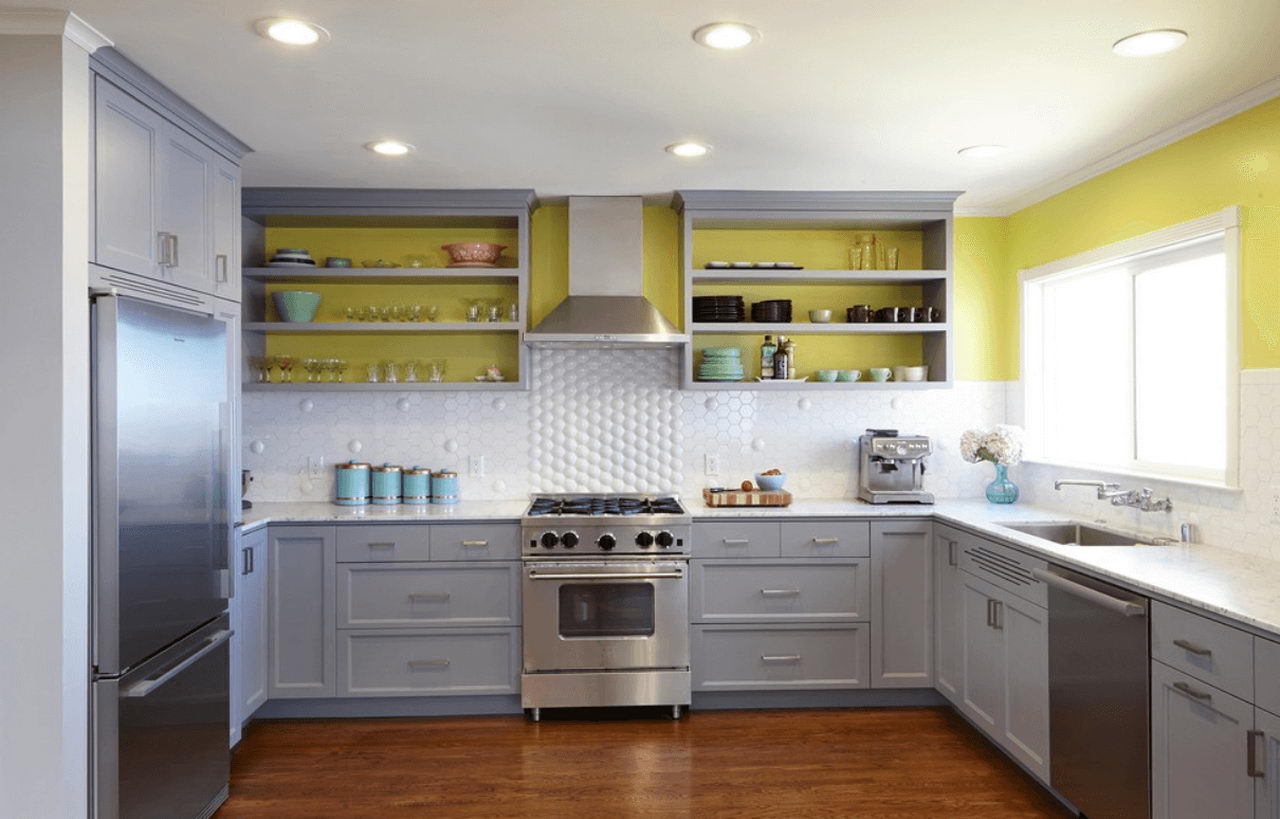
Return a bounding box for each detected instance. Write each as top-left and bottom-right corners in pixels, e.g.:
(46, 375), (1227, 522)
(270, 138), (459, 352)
(525, 496), (685, 517)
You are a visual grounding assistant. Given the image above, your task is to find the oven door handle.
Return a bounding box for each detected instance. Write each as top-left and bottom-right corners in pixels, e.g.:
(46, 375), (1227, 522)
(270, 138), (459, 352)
(527, 571), (685, 581)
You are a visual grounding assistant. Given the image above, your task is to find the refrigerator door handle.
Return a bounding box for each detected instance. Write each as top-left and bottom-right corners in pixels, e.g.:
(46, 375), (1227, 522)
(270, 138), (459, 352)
(121, 629), (233, 698)
(91, 293), (122, 674)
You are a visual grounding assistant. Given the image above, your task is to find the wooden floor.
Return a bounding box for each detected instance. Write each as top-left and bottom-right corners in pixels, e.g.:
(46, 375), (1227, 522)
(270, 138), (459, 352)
(218, 707), (1070, 818)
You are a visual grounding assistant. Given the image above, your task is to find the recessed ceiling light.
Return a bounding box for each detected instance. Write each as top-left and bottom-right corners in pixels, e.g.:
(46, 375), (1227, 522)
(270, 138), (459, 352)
(254, 17), (329, 46)
(365, 140), (415, 156)
(957, 144), (1008, 159)
(692, 22), (761, 50)
(666, 141), (711, 158)
(1112, 29), (1188, 57)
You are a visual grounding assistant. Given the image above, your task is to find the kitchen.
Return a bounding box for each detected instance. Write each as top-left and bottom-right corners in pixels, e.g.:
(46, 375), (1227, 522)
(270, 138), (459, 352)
(2, 2), (1279, 817)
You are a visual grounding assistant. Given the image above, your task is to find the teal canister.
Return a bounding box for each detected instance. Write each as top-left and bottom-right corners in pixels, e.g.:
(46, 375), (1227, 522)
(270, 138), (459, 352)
(431, 469), (459, 504)
(402, 466), (432, 505)
(335, 461), (370, 506)
(371, 464), (403, 505)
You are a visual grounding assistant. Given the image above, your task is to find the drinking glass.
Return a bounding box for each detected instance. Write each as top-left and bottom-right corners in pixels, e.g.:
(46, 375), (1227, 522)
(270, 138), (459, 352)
(334, 359), (349, 383)
(885, 247), (900, 271)
(404, 360), (420, 383)
(365, 363), (380, 383)
(428, 359), (446, 383)
(345, 306), (358, 322)
(248, 356), (266, 383)
(464, 300), (481, 322)
(508, 302), (519, 322)
(487, 302), (502, 322)
(383, 360), (399, 383)
(276, 356), (295, 383)
(425, 304), (439, 322)
(262, 355), (279, 384)
(408, 305), (423, 322)
(301, 358), (316, 383)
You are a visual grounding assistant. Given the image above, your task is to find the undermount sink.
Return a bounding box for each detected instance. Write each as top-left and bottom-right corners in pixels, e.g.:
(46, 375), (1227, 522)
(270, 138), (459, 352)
(997, 521), (1156, 547)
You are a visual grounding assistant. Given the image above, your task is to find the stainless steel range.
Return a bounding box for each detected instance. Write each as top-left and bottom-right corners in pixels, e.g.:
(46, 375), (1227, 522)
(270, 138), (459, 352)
(521, 494), (692, 720)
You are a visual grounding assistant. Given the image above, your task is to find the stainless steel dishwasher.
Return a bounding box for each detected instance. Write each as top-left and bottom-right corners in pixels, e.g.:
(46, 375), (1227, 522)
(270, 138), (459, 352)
(1032, 565), (1150, 819)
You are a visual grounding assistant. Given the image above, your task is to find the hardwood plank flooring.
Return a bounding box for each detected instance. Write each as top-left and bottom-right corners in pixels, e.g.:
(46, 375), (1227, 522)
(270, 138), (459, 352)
(218, 707), (1070, 818)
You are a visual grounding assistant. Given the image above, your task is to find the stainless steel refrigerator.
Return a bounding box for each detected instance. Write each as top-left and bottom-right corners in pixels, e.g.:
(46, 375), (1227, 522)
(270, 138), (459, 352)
(91, 292), (233, 819)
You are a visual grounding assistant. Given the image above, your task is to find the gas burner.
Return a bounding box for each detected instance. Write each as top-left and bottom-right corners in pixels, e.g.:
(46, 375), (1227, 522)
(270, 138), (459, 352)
(524, 494), (687, 519)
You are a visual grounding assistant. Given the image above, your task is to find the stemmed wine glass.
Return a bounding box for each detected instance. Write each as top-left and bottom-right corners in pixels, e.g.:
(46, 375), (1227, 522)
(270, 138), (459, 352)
(276, 356), (295, 383)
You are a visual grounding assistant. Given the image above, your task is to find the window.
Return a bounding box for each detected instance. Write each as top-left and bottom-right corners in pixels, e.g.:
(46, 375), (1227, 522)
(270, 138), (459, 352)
(1021, 209), (1239, 486)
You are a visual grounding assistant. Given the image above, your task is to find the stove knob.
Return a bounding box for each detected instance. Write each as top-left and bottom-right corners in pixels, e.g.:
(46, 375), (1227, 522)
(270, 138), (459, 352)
(656, 531), (675, 549)
(540, 532), (559, 549)
(561, 531), (579, 549)
(598, 534), (617, 551)
(635, 531), (654, 548)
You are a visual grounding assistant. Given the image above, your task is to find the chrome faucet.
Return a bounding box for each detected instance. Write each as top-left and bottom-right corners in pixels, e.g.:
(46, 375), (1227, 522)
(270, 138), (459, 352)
(1055, 478), (1173, 513)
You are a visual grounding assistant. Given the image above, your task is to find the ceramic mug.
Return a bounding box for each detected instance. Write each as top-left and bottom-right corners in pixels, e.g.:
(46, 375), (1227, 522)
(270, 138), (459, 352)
(816, 369), (838, 382)
(904, 306), (924, 323)
(905, 365), (928, 382)
(869, 367), (892, 382)
(837, 369), (862, 382)
(893, 365), (909, 382)
(875, 307), (900, 323)
(847, 305), (874, 323)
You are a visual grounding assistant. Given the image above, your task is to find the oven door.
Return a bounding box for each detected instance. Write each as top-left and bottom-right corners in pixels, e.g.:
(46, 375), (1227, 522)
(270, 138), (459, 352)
(522, 560), (689, 673)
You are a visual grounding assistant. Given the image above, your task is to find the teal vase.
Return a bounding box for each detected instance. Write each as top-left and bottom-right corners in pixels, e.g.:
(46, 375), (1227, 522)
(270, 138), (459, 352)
(985, 463), (1019, 504)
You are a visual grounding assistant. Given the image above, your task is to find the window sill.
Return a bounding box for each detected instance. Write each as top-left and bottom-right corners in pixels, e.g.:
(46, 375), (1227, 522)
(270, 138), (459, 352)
(1018, 457), (1242, 494)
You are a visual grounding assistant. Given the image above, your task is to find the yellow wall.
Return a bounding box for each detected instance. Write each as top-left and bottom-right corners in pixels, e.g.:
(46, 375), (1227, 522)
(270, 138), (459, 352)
(953, 217), (1015, 380)
(1004, 95), (1280, 371)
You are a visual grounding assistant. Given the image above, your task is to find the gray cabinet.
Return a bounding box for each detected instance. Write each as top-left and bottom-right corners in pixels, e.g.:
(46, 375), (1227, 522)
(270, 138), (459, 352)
(690, 559), (869, 623)
(1152, 660), (1255, 819)
(157, 121), (214, 293)
(691, 521), (781, 558)
(780, 520), (869, 558)
(959, 569), (1049, 783)
(692, 623), (870, 691)
(431, 523), (521, 561)
(1256, 706), (1280, 819)
(337, 562), (520, 628)
(1258, 637), (1280, 719)
(336, 524), (431, 562)
(94, 77), (163, 277)
(869, 521), (933, 688)
(933, 526), (964, 704)
(231, 527), (268, 737)
(268, 526), (336, 698)
(337, 628), (519, 697)
(211, 153), (240, 300)
(1152, 600), (1255, 701)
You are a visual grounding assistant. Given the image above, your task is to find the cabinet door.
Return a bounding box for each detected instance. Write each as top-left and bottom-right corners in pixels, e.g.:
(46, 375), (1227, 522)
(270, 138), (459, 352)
(1152, 660), (1254, 819)
(158, 122), (214, 293)
(870, 521), (933, 688)
(959, 573), (1004, 736)
(239, 527), (269, 716)
(933, 529), (964, 704)
(211, 154), (240, 301)
(94, 77), (163, 277)
(1255, 707), (1280, 819)
(999, 592), (1050, 783)
(268, 526), (336, 698)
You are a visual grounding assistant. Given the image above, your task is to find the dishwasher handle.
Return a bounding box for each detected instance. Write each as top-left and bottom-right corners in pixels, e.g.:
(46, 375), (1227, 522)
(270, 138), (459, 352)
(1032, 568), (1146, 618)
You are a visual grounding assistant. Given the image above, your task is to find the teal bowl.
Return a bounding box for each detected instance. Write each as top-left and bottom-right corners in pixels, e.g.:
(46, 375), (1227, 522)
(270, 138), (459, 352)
(272, 290), (322, 323)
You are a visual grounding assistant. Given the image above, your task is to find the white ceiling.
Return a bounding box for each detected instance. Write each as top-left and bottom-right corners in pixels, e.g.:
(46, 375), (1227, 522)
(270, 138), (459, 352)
(62, 0), (1280, 212)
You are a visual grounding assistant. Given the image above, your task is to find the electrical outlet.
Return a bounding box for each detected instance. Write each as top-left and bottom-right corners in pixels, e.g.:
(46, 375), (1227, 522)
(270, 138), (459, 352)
(469, 455), (485, 477)
(306, 455), (325, 480)
(1271, 485), (1280, 526)
(705, 454), (721, 476)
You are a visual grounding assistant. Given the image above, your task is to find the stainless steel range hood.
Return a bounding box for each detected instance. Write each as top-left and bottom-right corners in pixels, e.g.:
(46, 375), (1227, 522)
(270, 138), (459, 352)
(525, 196), (685, 347)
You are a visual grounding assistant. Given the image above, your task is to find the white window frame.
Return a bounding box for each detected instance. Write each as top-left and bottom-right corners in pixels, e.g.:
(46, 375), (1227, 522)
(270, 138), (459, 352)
(1019, 207), (1240, 489)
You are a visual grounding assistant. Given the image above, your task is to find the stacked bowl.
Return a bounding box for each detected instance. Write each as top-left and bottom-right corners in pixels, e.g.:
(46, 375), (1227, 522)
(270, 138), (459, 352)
(751, 299), (792, 323)
(697, 348), (745, 382)
(267, 248), (316, 268)
(692, 295), (745, 322)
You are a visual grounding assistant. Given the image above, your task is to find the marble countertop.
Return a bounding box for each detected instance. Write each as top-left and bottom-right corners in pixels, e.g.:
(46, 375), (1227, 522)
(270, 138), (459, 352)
(239, 496), (1280, 640)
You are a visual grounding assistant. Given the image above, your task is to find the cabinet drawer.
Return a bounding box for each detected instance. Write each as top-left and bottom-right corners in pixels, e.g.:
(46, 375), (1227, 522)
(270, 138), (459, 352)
(692, 522), (780, 558)
(958, 533), (1047, 607)
(337, 628), (519, 697)
(336, 525), (430, 562)
(691, 559), (869, 623)
(337, 563), (519, 629)
(431, 523), (519, 561)
(1257, 636), (1280, 717)
(781, 521), (869, 557)
(1152, 601), (1254, 701)
(692, 623), (870, 691)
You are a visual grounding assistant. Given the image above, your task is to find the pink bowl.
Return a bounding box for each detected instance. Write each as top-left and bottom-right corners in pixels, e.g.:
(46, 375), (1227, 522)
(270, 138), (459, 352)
(441, 242), (506, 267)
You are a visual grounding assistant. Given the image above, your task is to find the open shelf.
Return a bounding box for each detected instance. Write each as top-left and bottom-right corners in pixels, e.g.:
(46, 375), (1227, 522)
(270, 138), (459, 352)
(243, 267), (519, 285)
(244, 322), (521, 334)
(243, 381), (526, 393)
(690, 269), (947, 286)
(690, 322), (948, 335)
(683, 379), (948, 391)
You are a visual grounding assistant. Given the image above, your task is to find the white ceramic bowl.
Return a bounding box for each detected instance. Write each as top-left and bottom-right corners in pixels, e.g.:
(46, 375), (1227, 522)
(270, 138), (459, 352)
(809, 309), (833, 323)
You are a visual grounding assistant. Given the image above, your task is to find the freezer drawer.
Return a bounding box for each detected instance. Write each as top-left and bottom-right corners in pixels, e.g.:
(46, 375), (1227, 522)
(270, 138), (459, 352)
(94, 616), (231, 819)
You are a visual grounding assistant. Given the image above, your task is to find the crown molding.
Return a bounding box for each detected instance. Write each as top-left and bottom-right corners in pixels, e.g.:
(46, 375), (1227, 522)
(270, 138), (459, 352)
(0, 8), (111, 51)
(974, 73), (1280, 217)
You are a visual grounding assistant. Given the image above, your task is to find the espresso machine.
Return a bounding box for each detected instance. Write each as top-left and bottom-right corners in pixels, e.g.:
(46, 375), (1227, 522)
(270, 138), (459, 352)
(857, 429), (934, 504)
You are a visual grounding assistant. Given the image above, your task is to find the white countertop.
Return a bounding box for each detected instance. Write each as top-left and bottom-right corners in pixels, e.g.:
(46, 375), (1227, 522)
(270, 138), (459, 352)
(240, 496), (1280, 640)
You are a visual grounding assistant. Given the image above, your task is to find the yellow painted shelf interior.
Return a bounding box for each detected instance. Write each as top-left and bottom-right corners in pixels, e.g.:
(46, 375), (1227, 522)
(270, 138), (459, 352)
(691, 229), (933, 380)
(262, 227), (522, 384)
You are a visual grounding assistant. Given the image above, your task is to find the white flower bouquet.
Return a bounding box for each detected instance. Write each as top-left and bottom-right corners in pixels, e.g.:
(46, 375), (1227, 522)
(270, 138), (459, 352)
(960, 425), (1024, 466)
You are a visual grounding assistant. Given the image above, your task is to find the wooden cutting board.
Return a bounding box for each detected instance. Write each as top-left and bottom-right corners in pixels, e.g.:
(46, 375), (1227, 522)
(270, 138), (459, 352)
(703, 487), (793, 507)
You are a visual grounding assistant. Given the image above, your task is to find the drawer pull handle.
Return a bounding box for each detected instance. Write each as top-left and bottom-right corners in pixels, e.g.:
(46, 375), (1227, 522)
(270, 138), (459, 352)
(722, 538), (750, 545)
(461, 540), (489, 547)
(760, 588), (801, 597)
(1249, 730), (1266, 778)
(368, 542), (397, 549)
(761, 654), (802, 663)
(1172, 638), (1213, 657)
(408, 592), (450, 602)
(812, 537), (839, 544)
(1173, 681), (1213, 701)
(408, 659), (450, 669)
